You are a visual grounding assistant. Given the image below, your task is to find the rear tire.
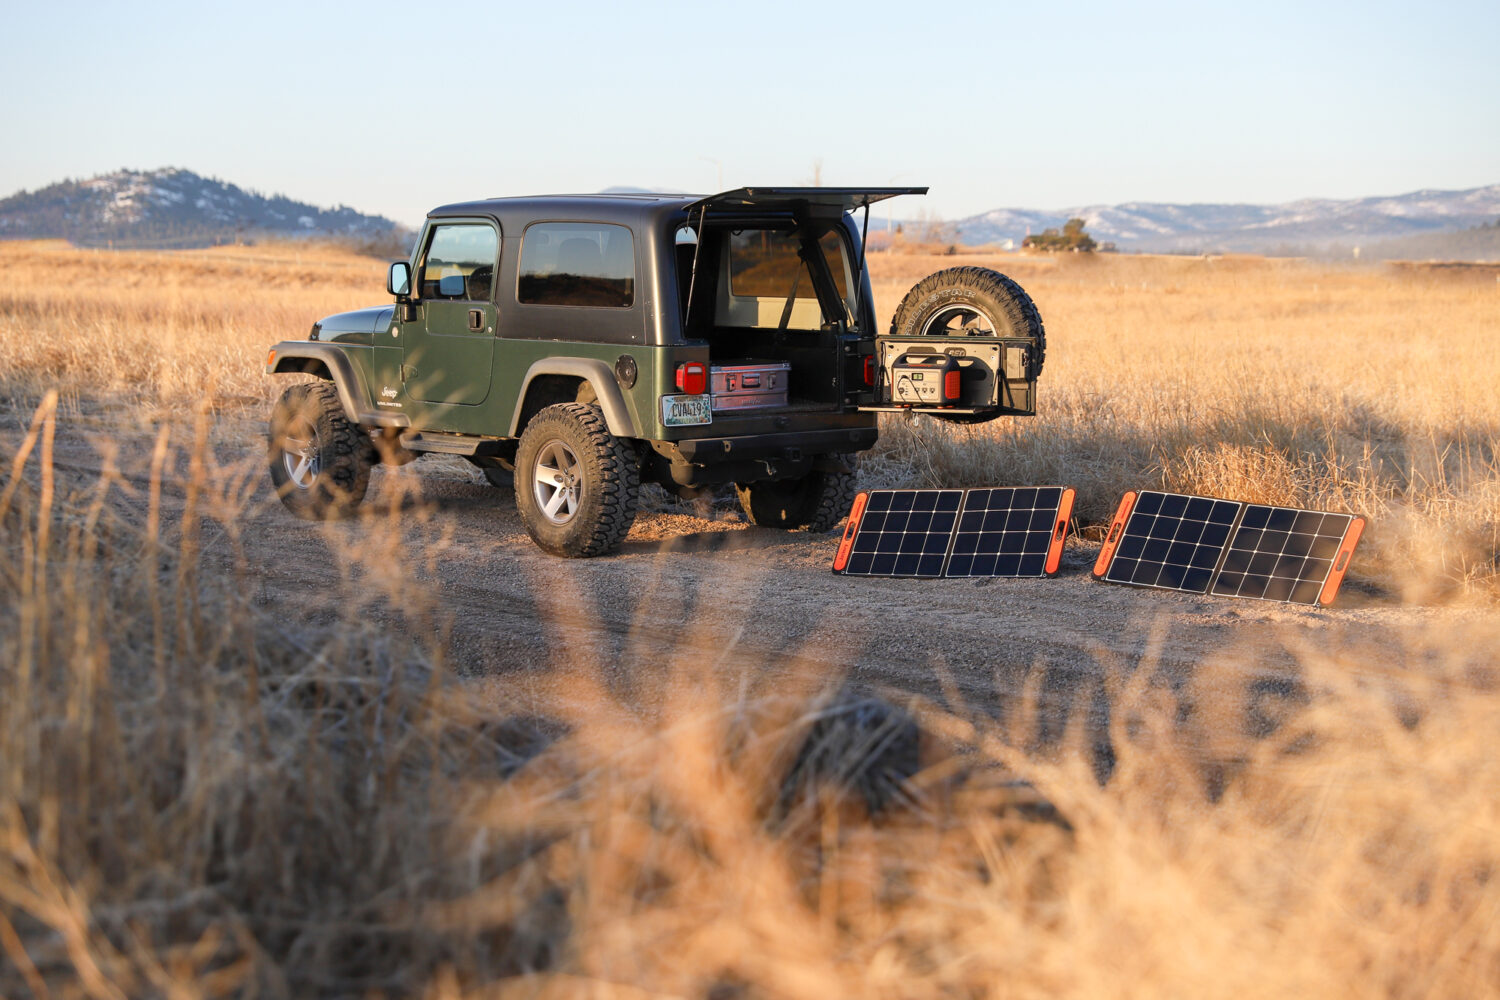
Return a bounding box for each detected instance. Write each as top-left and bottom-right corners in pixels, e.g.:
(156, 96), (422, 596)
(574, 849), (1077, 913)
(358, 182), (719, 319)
(482, 466), (514, 489)
(736, 460), (855, 532)
(465, 456), (515, 489)
(267, 381), (375, 520)
(514, 403), (640, 557)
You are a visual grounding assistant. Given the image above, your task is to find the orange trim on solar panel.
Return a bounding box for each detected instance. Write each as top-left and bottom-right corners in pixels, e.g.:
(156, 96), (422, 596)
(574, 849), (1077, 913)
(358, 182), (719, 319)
(832, 492), (869, 573)
(1045, 488), (1076, 575)
(1318, 516), (1365, 605)
(1093, 491), (1137, 578)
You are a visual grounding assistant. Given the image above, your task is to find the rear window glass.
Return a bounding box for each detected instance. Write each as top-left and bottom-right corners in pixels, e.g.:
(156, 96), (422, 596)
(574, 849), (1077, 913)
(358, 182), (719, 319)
(717, 229), (855, 330)
(729, 230), (849, 301)
(518, 222), (635, 308)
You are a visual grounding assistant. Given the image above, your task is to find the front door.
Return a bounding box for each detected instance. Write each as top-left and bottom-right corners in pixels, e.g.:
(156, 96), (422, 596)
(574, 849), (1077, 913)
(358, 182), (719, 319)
(403, 221), (499, 406)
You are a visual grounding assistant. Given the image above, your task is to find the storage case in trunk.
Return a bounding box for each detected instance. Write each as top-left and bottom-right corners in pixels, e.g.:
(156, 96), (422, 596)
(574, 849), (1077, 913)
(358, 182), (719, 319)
(709, 360), (791, 412)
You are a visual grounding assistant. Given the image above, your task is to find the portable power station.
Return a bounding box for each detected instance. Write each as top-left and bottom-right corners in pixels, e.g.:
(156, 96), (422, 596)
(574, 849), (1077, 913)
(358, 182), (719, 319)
(889, 352), (961, 406)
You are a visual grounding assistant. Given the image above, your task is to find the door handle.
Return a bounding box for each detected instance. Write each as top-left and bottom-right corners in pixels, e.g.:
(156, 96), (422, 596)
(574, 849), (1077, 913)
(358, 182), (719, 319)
(468, 308), (484, 332)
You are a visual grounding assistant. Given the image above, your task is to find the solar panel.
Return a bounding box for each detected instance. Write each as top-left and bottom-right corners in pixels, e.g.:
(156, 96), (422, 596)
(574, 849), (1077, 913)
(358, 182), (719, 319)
(1093, 490), (1365, 605)
(832, 487), (1074, 578)
(1211, 504), (1356, 604)
(1097, 490), (1241, 594)
(946, 487), (1074, 578)
(832, 489), (964, 577)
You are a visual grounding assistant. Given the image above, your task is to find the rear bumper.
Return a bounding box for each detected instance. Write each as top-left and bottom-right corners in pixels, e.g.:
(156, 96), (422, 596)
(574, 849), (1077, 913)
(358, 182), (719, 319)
(645, 424), (878, 488)
(670, 425), (878, 464)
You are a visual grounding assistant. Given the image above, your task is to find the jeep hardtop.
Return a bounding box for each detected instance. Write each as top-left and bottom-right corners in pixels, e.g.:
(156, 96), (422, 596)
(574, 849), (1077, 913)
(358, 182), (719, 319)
(266, 186), (1045, 556)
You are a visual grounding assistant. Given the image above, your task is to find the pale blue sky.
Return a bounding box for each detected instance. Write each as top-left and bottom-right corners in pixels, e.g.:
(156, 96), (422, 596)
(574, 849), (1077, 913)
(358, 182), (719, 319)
(3, 0), (1496, 227)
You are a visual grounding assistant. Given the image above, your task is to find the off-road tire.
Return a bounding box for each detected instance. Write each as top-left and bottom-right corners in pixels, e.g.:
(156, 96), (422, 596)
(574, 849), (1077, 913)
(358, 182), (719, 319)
(889, 266), (1046, 378)
(514, 403), (640, 557)
(736, 460), (856, 532)
(268, 381), (376, 520)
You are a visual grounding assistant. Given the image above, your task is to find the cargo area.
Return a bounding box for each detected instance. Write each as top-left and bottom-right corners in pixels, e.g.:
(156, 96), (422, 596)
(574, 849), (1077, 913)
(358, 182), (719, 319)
(675, 222), (861, 413)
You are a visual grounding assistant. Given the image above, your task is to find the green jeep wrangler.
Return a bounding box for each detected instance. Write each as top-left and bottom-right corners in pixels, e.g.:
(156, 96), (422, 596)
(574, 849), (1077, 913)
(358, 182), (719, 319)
(265, 187), (1045, 557)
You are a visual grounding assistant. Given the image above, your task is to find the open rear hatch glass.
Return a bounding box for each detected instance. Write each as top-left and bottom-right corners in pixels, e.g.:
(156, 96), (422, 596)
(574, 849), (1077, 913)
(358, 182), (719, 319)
(686, 187), (929, 216)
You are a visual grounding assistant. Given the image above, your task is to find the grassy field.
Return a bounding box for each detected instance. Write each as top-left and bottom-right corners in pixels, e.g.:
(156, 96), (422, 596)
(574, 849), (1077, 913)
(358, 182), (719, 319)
(4, 238), (1495, 597)
(3, 239), (1500, 996)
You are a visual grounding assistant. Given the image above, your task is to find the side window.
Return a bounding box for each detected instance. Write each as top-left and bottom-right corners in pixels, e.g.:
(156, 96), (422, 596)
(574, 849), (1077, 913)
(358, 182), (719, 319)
(419, 224), (499, 301)
(518, 222), (635, 308)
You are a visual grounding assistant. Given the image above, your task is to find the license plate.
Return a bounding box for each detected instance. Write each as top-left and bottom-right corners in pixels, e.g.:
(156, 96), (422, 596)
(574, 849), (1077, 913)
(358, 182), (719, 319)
(661, 394), (712, 426)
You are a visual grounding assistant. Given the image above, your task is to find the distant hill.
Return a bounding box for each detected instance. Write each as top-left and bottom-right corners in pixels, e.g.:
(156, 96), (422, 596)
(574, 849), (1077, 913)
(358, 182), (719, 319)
(953, 184), (1500, 258)
(1360, 220), (1500, 262)
(0, 167), (402, 249)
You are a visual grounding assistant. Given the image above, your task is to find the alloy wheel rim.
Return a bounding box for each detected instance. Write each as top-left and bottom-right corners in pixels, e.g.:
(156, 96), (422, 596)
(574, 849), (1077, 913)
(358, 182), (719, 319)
(532, 439), (582, 524)
(281, 419), (320, 489)
(922, 304), (996, 337)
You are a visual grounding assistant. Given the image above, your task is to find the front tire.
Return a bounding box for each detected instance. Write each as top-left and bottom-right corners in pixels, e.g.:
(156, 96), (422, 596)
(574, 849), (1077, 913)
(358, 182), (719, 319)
(736, 460), (855, 532)
(267, 381), (375, 520)
(514, 403), (640, 557)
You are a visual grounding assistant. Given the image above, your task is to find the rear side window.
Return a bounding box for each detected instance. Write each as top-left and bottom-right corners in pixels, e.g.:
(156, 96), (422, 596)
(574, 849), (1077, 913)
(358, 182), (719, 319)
(518, 222), (635, 308)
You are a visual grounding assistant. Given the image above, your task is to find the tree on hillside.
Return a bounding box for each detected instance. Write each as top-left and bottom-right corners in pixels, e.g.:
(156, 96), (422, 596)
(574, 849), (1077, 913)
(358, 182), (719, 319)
(1023, 217), (1098, 252)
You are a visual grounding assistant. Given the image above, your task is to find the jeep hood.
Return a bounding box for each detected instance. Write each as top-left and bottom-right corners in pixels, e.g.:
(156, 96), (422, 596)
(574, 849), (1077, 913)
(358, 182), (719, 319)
(316, 306), (394, 336)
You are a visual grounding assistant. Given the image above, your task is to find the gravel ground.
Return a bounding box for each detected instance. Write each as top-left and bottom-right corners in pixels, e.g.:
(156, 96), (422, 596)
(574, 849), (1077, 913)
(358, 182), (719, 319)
(25, 409), (1489, 773)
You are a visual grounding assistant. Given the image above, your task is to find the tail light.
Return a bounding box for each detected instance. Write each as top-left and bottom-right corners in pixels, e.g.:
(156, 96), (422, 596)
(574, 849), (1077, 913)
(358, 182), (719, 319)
(863, 356), (876, 387)
(944, 368), (962, 402)
(675, 361), (707, 395)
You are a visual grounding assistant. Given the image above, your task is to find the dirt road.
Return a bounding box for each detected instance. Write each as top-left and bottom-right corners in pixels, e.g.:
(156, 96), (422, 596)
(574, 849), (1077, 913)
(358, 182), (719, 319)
(27, 409), (1485, 765)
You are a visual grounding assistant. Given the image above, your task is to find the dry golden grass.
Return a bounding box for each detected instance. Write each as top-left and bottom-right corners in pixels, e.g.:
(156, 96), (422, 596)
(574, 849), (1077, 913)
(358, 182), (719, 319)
(0, 240), (380, 419)
(3, 239), (1495, 598)
(2, 394), (1499, 998)
(865, 250), (1500, 601)
(3, 238), (1500, 994)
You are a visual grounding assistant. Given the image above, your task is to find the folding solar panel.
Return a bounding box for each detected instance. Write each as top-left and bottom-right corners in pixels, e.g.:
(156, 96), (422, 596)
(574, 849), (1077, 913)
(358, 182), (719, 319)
(1093, 490), (1365, 606)
(832, 487), (1074, 578)
(946, 487), (1075, 578)
(831, 489), (964, 577)
(1211, 504), (1359, 604)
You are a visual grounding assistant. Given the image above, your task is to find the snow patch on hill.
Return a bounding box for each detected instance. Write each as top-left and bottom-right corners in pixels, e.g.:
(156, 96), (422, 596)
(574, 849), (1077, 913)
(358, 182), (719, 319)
(0, 167), (399, 247)
(953, 184), (1500, 253)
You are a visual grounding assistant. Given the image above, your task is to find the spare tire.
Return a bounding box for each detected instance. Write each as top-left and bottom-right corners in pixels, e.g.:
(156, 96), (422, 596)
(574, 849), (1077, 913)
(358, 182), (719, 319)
(888, 266), (1045, 380)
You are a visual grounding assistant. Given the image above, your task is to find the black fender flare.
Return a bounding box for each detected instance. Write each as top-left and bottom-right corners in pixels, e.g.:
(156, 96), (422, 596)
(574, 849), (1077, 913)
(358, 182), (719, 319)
(509, 358), (639, 439)
(264, 342), (409, 428)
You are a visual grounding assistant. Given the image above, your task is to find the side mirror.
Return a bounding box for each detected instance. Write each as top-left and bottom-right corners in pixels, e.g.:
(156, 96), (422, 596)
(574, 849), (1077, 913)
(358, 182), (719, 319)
(387, 261), (412, 299)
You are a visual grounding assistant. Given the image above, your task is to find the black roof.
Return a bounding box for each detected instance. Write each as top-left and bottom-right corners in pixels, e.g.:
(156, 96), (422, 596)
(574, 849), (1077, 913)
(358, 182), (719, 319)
(429, 192), (698, 226)
(428, 188), (927, 226)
